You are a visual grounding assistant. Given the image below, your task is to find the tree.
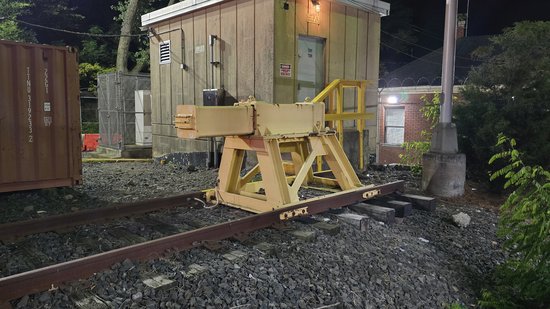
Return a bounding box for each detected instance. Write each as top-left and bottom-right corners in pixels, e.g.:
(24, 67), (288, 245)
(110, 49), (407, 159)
(114, 0), (180, 73)
(21, 0), (84, 45)
(399, 93), (440, 173)
(79, 62), (115, 94)
(116, 0), (141, 73)
(0, 0), (35, 42)
(80, 26), (118, 66)
(480, 135), (550, 308)
(456, 21), (550, 183)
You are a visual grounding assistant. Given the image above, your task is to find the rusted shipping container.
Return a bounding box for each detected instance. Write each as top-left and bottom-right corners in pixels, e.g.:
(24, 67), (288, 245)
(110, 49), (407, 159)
(0, 40), (82, 193)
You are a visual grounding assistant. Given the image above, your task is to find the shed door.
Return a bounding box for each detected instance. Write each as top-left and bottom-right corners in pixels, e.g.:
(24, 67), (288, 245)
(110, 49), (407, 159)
(296, 36), (325, 102)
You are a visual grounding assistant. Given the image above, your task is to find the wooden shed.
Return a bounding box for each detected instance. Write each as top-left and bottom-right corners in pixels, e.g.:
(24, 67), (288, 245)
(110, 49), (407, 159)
(141, 0), (389, 161)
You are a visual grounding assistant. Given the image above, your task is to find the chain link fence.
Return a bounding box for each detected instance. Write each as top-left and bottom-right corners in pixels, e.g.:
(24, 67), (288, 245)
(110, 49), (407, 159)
(378, 76), (469, 88)
(97, 72), (150, 149)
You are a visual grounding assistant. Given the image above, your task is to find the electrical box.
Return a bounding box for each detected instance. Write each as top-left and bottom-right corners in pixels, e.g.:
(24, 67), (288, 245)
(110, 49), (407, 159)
(135, 90), (152, 146)
(202, 88), (225, 106)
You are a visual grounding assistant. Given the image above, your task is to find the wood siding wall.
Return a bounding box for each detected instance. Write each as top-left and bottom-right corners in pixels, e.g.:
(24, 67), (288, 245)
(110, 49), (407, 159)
(273, 0), (381, 106)
(149, 0), (274, 156)
(148, 0), (380, 157)
(273, 0), (381, 153)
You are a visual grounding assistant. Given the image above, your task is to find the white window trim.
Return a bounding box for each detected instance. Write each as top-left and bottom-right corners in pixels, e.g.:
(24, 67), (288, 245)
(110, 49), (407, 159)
(384, 106), (405, 145)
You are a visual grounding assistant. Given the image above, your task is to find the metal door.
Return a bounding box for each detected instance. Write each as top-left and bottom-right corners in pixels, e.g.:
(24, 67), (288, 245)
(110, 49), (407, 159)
(296, 36), (325, 101)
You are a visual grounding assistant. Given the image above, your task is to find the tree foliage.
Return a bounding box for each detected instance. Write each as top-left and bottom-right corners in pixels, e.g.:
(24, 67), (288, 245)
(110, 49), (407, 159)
(79, 62), (115, 94)
(0, 0), (35, 42)
(20, 0), (84, 45)
(456, 21), (550, 182)
(80, 26), (117, 66)
(480, 134), (550, 308)
(399, 93), (440, 172)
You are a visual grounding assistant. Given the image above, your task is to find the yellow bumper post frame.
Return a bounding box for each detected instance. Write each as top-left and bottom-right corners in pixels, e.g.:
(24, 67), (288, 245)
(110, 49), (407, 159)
(175, 99), (363, 213)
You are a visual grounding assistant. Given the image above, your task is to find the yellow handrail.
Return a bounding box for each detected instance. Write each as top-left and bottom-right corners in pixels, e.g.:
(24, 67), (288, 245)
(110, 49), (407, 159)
(312, 79), (373, 171)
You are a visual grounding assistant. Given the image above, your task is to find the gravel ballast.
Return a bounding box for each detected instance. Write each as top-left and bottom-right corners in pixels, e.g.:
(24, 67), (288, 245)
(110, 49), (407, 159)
(0, 162), (504, 308)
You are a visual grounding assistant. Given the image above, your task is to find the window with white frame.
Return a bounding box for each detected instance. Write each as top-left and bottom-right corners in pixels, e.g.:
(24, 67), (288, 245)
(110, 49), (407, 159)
(384, 107), (405, 145)
(159, 40), (171, 64)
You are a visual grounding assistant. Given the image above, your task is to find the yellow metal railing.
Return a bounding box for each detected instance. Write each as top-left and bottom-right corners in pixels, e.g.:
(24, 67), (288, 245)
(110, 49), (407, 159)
(311, 79), (373, 171)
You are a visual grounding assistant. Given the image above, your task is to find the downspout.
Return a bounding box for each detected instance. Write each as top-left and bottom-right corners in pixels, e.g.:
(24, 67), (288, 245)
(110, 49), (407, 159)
(209, 34), (220, 168)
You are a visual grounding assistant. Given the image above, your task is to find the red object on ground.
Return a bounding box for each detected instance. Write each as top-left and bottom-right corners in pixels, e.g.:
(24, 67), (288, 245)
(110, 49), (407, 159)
(82, 134), (100, 152)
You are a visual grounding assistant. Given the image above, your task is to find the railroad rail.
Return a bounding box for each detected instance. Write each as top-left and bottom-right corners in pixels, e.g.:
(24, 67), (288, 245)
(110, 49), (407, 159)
(0, 181), (404, 304)
(0, 192), (204, 241)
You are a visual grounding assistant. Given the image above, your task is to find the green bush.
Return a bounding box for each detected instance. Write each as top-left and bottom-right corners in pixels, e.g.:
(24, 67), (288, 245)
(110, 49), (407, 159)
(457, 21), (550, 185)
(399, 92), (440, 173)
(480, 134), (550, 308)
(81, 122), (99, 134)
(79, 63), (115, 94)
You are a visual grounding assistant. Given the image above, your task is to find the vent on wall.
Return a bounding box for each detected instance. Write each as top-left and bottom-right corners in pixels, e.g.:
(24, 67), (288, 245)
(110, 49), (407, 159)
(159, 40), (171, 64)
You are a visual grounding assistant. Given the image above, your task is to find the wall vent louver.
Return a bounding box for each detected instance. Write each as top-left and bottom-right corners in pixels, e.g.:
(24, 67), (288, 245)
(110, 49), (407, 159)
(159, 40), (171, 64)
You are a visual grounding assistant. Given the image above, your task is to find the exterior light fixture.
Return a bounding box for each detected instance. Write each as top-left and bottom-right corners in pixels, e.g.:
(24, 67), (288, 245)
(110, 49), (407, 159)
(387, 95), (398, 104)
(312, 0), (320, 12)
(283, 0), (289, 10)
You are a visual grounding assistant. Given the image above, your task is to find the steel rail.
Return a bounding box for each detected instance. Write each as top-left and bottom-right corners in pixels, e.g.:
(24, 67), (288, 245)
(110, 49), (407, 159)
(0, 181), (404, 303)
(0, 192), (204, 241)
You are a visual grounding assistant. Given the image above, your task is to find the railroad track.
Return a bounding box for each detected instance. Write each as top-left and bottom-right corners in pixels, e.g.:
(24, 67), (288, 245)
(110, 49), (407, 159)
(0, 181), (406, 307)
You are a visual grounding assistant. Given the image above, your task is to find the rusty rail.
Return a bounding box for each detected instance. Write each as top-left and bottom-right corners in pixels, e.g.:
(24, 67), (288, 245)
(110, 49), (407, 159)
(0, 181), (404, 303)
(0, 192), (204, 241)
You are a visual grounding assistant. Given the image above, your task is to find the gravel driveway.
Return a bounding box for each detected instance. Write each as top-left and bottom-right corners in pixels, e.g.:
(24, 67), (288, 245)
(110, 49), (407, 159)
(0, 162), (504, 308)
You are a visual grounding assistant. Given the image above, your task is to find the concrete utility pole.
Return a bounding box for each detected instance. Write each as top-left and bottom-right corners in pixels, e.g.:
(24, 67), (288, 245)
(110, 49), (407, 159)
(421, 0), (466, 197)
(440, 0), (457, 125)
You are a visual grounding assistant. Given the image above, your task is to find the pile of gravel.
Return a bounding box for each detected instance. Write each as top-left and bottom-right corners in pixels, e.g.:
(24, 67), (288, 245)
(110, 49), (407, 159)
(1, 162), (504, 308)
(0, 162), (217, 224)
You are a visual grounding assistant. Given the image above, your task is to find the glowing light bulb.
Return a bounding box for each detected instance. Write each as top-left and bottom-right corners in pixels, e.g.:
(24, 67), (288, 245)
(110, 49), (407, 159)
(387, 96), (398, 104)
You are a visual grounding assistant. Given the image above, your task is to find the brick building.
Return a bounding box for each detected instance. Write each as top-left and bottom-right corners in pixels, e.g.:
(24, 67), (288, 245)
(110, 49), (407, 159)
(377, 86), (461, 164)
(377, 35), (489, 164)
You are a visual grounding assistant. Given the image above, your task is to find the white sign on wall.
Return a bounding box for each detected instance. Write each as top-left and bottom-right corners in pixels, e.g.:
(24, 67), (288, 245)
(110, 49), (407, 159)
(195, 45), (205, 54)
(280, 63), (292, 78)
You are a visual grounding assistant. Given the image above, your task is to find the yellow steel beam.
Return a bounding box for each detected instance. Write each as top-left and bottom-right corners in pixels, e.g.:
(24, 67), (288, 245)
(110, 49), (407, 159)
(325, 112), (374, 121)
(289, 138), (324, 197)
(175, 105), (254, 138)
(311, 79), (374, 171)
(336, 84), (344, 147)
(239, 164), (261, 187)
(312, 79), (341, 103)
(357, 81), (366, 170)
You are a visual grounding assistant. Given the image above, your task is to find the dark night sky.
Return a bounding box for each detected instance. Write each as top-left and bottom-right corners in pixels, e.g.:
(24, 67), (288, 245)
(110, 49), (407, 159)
(71, 0), (550, 34)
(458, 0), (550, 35)
(381, 0), (550, 71)
(58, 0), (550, 70)
(392, 0), (550, 37)
(68, 0), (550, 39)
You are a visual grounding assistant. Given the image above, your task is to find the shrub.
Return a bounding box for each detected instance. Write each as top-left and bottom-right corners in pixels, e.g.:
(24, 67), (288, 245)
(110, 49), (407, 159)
(399, 92), (440, 173)
(81, 122), (99, 134)
(480, 134), (550, 308)
(79, 63), (115, 94)
(457, 21), (550, 184)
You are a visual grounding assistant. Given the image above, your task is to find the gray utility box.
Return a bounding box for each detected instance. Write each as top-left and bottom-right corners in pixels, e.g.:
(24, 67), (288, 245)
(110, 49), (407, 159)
(203, 88), (225, 106)
(135, 90), (152, 146)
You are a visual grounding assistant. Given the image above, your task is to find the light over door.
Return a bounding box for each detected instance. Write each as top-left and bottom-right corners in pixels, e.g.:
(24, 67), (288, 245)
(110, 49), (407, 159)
(296, 36), (325, 102)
